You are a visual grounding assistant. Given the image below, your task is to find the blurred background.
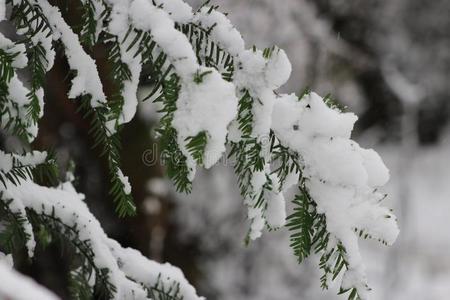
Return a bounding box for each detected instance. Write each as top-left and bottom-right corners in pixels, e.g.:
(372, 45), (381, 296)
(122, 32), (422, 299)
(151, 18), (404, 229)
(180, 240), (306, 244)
(2, 0), (450, 299)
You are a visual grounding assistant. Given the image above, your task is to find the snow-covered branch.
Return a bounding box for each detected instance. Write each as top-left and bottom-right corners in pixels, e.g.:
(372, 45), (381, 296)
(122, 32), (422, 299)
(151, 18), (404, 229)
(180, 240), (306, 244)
(0, 0), (399, 299)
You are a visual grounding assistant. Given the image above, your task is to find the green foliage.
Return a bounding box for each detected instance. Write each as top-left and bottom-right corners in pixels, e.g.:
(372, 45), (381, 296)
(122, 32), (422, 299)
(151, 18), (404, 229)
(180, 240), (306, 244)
(68, 267), (95, 300)
(0, 151), (58, 188)
(178, 22), (234, 82)
(27, 209), (117, 299)
(185, 131), (207, 165)
(8, 0), (52, 126)
(193, 70), (212, 84)
(76, 0), (106, 48)
(286, 190), (317, 263)
(0, 198), (31, 254)
(77, 98), (136, 217)
(0, 49), (35, 141)
(26, 43), (47, 122)
(323, 93), (347, 112)
(148, 275), (183, 300)
(8, 0), (52, 40)
(154, 74), (192, 193)
(0, 49), (18, 83)
(0, 1), (384, 299)
(270, 134), (301, 190)
(287, 185), (364, 300)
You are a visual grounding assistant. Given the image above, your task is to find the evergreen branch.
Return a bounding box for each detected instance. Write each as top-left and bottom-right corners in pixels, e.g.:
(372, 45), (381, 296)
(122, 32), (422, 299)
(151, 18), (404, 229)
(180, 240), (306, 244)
(76, 0), (107, 48)
(287, 185), (365, 300)
(6, 0), (54, 140)
(154, 74), (192, 193)
(0, 151), (58, 188)
(0, 49), (34, 141)
(0, 49), (18, 83)
(68, 266), (95, 300)
(185, 131), (207, 165)
(228, 91), (268, 207)
(177, 22), (234, 82)
(286, 190), (316, 263)
(77, 98), (136, 217)
(0, 198), (31, 254)
(270, 133), (301, 190)
(148, 274), (183, 300)
(26, 42), (48, 122)
(7, 0), (52, 41)
(27, 209), (117, 299)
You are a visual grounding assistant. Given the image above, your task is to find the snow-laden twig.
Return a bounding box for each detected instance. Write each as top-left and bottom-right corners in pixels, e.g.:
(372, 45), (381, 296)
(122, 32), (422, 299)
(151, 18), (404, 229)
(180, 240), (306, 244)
(1, 179), (203, 300)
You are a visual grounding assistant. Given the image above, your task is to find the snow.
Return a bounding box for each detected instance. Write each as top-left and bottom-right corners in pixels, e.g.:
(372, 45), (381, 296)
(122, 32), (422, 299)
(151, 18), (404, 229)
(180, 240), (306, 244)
(194, 7), (245, 56)
(0, 151), (47, 177)
(1, 0), (401, 298)
(3, 180), (146, 300)
(0, 34), (28, 68)
(129, 0), (238, 174)
(104, 0), (142, 128)
(154, 0), (193, 23)
(0, 33), (42, 141)
(117, 169), (132, 195)
(3, 195), (36, 258)
(1, 179), (201, 300)
(14, 151), (47, 166)
(30, 31), (55, 72)
(129, 0), (197, 77)
(0, 151), (13, 173)
(272, 92), (399, 297)
(7, 74), (29, 106)
(172, 67), (238, 171)
(0, 262), (60, 300)
(266, 174), (287, 228)
(10, 0), (56, 73)
(248, 207), (265, 240)
(38, 0), (106, 107)
(239, 60), (289, 153)
(108, 239), (204, 300)
(229, 47), (292, 240)
(264, 49), (292, 90)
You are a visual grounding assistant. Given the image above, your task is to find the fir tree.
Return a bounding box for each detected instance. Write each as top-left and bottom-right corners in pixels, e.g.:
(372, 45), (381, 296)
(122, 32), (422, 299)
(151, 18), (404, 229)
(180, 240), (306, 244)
(0, 1), (398, 299)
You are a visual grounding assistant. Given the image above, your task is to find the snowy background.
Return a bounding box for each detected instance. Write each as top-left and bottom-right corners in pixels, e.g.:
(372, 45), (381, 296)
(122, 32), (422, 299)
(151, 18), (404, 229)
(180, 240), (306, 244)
(2, 0), (449, 299)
